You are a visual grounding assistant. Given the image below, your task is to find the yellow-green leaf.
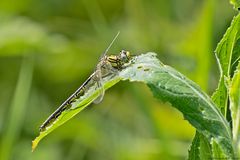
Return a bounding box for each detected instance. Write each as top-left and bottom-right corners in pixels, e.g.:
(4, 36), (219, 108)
(229, 61), (240, 143)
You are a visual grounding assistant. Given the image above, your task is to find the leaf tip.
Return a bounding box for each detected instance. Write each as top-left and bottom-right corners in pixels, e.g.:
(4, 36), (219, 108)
(31, 137), (39, 152)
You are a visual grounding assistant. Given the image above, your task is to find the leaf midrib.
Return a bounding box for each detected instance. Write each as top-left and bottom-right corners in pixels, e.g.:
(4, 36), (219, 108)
(163, 67), (231, 139)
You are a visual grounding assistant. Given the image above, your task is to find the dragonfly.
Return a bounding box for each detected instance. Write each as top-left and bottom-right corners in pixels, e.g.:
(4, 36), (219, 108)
(39, 32), (131, 132)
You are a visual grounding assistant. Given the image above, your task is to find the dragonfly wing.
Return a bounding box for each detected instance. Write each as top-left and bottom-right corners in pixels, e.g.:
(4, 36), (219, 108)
(92, 32), (120, 104)
(93, 67), (105, 104)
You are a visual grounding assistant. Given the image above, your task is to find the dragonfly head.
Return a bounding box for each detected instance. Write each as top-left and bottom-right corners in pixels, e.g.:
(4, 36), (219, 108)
(119, 50), (131, 63)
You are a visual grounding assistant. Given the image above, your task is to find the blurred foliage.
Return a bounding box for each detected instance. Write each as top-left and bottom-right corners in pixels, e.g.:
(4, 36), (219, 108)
(0, 0), (236, 160)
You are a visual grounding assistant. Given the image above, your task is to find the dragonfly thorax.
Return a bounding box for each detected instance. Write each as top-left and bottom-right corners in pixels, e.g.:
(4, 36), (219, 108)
(106, 50), (131, 70)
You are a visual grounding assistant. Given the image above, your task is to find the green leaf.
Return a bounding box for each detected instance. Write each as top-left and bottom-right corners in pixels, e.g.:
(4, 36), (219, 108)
(33, 53), (234, 158)
(229, 61), (240, 144)
(188, 132), (201, 160)
(119, 53), (234, 157)
(230, 0), (240, 10)
(211, 139), (228, 159)
(212, 14), (240, 114)
(188, 132), (212, 160)
(199, 134), (212, 159)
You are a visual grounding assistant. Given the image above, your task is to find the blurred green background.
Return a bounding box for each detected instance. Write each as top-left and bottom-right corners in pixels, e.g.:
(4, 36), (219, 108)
(0, 0), (236, 160)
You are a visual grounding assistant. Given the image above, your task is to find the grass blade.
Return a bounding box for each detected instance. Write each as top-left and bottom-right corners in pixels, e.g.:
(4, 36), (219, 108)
(0, 56), (33, 160)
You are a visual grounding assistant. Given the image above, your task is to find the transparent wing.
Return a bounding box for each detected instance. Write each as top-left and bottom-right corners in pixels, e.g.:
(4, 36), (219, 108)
(93, 32), (120, 104)
(93, 78), (105, 104)
(92, 61), (105, 104)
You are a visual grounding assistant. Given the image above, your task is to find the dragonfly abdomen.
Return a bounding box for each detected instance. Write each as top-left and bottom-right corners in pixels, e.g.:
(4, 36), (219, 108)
(39, 84), (88, 132)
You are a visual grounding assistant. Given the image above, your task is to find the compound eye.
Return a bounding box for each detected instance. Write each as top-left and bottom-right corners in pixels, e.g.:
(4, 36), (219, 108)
(120, 50), (128, 62)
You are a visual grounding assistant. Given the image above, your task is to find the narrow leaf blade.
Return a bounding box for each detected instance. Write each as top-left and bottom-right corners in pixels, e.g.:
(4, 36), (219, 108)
(188, 132), (201, 160)
(229, 61), (240, 143)
(212, 14), (240, 113)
